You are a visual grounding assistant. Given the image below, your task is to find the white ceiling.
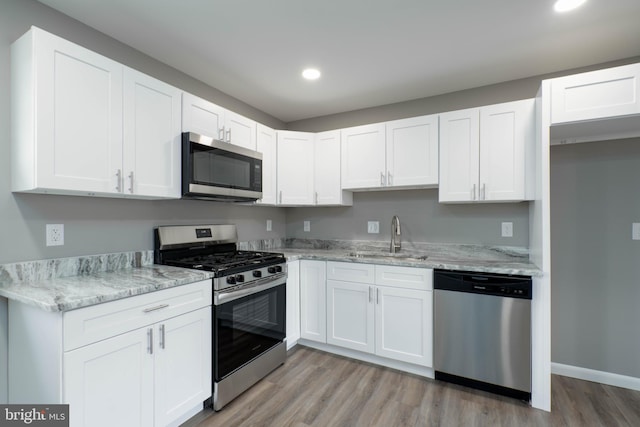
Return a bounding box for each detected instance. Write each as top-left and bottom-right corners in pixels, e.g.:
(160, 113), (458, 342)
(37, 0), (640, 123)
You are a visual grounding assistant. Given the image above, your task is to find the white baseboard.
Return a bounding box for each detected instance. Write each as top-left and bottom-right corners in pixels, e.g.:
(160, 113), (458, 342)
(551, 362), (640, 392)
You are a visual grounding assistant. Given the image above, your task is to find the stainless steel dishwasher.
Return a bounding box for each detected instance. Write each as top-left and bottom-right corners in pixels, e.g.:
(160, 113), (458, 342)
(433, 269), (532, 401)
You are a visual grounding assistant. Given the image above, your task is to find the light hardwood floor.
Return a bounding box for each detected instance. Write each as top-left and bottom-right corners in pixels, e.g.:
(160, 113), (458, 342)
(183, 346), (640, 427)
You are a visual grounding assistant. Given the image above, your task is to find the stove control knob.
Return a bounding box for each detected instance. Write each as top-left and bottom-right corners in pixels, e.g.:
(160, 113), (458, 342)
(253, 270), (262, 278)
(267, 266), (276, 274)
(275, 265), (283, 273)
(235, 274), (245, 283)
(226, 276), (236, 285)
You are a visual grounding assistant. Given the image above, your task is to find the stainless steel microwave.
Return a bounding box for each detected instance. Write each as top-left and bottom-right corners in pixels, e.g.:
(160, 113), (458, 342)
(182, 132), (262, 202)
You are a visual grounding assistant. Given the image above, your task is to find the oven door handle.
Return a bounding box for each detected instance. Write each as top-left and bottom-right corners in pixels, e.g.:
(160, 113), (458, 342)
(215, 278), (285, 305)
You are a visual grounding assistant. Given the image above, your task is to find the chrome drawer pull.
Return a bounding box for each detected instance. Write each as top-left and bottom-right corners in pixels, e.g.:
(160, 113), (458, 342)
(143, 303), (169, 313)
(147, 328), (153, 354)
(159, 324), (166, 349)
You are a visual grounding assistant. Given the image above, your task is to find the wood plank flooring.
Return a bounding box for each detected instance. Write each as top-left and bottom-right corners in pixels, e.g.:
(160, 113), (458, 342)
(183, 346), (640, 427)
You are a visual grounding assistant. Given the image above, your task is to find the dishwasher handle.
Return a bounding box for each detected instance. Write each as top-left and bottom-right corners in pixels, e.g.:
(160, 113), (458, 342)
(434, 269), (532, 299)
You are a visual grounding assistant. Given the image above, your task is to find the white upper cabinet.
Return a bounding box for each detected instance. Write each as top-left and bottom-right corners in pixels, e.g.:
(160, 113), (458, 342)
(341, 116), (438, 191)
(11, 26), (181, 199)
(277, 131), (315, 205)
(182, 92), (257, 150)
(439, 99), (535, 203)
(341, 123), (386, 189)
(551, 63), (640, 124)
(314, 131), (353, 206)
(385, 115), (439, 188)
(256, 124), (278, 205)
(123, 68), (181, 199)
(12, 26), (123, 196)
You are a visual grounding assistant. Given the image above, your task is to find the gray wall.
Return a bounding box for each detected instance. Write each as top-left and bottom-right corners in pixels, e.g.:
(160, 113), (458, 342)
(286, 189), (530, 247)
(550, 139), (640, 379)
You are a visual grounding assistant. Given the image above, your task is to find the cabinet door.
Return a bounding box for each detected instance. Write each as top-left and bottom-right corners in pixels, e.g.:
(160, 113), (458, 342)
(326, 280), (375, 354)
(299, 260), (326, 343)
(438, 108), (480, 202)
(155, 307), (212, 427)
(225, 110), (257, 150)
(181, 92), (225, 139)
(64, 328), (154, 427)
(341, 123), (386, 189)
(277, 131), (315, 205)
(256, 124), (278, 205)
(123, 68), (181, 198)
(551, 63), (640, 124)
(286, 261), (301, 349)
(386, 115), (438, 187)
(315, 130), (352, 205)
(33, 27), (123, 194)
(375, 287), (432, 366)
(480, 99), (535, 201)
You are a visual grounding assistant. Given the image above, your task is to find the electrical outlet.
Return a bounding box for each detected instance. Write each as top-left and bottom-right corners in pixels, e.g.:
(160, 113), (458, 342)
(367, 221), (380, 234)
(501, 222), (513, 238)
(632, 223), (640, 240)
(303, 221), (311, 232)
(266, 219), (272, 231)
(46, 224), (64, 246)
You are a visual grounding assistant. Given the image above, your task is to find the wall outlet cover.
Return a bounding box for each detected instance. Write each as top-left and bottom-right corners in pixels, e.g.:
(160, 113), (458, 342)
(46, 224), (64, 246)
(501, 222), (513, 238)
(266, 219), (272, 231)
(303, 221), (311, 232)
(367, 221), (380, 234)
(632, 223), (640, 240)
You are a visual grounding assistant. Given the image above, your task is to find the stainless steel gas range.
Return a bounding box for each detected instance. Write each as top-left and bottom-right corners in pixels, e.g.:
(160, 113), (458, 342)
(154, 224), (287, 411)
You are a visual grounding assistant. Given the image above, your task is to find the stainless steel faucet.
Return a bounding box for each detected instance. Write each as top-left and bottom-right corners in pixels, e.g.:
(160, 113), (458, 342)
(390, 215), (401, 253)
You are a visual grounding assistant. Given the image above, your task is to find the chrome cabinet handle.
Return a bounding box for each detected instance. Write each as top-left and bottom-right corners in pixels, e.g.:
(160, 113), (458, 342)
(219, 127), (225, 140)
(143, 303), (169, 313)
(115, 169), (122, 192)
(128, 171), (134, 194)
(279, 191), (283, 204)
(388, 171), (392, 186)
(380, 172), (385, 186)
(226, 129), (231, 143)
(482, 183), (486, 200)
(472, 184), (476, 200)
(159, 324), (165, 349)
(147, 328), (153, 354)
(376, 288), (380, 304)
(369, 286), (373, 303)
(315, 191), (318, 205)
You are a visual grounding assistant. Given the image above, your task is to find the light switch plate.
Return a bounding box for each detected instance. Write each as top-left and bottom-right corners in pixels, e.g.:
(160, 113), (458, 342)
(304, 221), (311, 232)
(367, 221), (380, 234)
(632, 223), (640, 240)
(501, 222), (513, 238)
(46, 224), (64, 246)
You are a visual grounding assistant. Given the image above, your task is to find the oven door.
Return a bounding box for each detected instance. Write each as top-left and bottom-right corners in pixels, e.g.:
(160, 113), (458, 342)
(182, 131), (262, 201)
(213, 280), (286, 381)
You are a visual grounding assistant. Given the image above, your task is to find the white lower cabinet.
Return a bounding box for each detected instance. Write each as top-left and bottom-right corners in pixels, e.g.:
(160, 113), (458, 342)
(9, 280), (212, 427)
(286, 260), (301, 349)
(324, 262), (433, 367)
(299, 260), (327, 343)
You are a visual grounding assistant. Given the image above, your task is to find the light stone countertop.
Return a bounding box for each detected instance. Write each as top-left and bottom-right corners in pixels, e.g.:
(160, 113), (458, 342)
(280, 240), (542, 277)
(0, 241), (541, 313)
(0, 251), (214, 312)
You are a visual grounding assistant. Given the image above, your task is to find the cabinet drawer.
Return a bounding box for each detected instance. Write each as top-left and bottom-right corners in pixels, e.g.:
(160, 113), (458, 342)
(375, 265), (432, 291)
(551, 63), (640, 124)
(64, 280), (212, 351)
(327, 262), (375, 284)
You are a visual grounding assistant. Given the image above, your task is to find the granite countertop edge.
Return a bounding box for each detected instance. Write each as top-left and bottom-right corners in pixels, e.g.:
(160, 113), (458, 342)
(280, 248), (543, 277)
(0, 265), (214, 313)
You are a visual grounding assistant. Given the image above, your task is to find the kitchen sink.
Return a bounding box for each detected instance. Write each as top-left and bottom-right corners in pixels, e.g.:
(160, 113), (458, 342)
(346, 251), (428, 261)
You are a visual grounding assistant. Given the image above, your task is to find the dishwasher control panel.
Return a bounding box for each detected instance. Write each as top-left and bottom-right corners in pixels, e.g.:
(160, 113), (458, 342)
(434, 269), (532, 300)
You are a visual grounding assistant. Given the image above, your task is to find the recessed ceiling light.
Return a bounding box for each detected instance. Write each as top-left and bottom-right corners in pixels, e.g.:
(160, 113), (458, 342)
(554, 0), (587, 13)
(302, 68), (321, 80)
